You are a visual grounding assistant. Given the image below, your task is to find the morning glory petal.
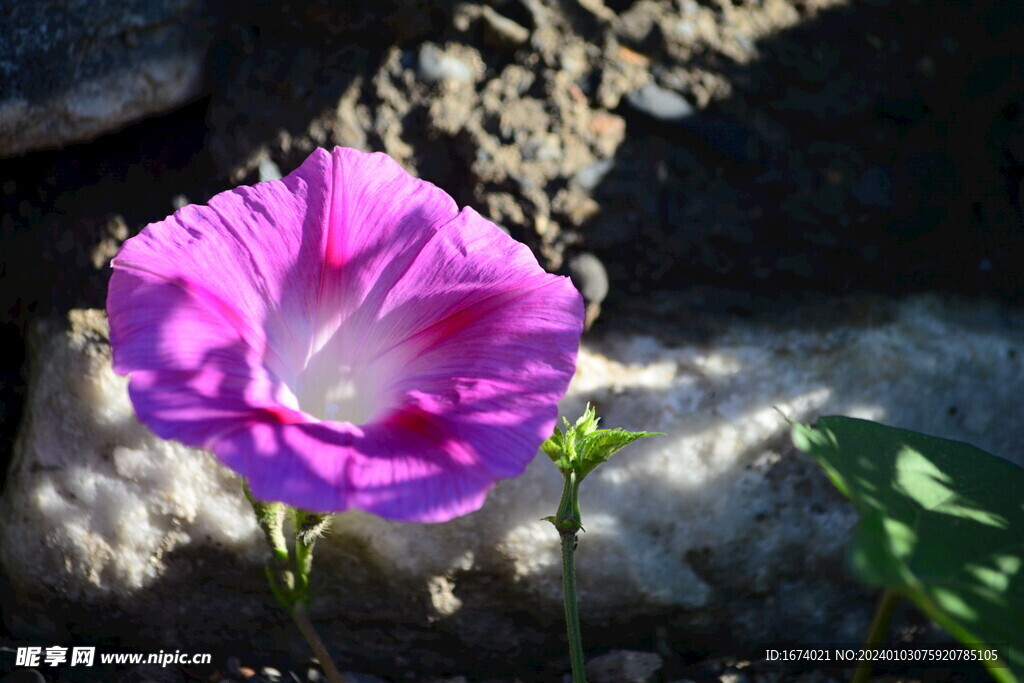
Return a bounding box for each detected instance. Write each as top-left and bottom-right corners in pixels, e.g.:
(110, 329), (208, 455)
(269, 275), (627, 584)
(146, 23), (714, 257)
(107, 147), (584, 522)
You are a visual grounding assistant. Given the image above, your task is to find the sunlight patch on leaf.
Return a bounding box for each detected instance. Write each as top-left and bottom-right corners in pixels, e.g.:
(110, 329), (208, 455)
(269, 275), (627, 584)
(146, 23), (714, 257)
(792, 416), (1024, 680)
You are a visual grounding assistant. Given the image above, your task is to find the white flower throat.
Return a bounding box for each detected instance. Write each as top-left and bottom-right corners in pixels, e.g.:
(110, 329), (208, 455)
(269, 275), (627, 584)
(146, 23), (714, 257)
(292, 328), (406, 426)
(296, 359), (376, 425)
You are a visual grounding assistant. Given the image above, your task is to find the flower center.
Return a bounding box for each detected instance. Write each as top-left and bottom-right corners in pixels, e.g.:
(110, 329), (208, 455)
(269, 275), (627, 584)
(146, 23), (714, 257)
(305, 370), (366, 422)
(294, 346), (388, 425)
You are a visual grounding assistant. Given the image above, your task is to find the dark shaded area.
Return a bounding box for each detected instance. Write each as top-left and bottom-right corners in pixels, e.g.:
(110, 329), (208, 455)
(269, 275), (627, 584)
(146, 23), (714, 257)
(593, 0), (1024, 319)
(0, 98), (221, 504)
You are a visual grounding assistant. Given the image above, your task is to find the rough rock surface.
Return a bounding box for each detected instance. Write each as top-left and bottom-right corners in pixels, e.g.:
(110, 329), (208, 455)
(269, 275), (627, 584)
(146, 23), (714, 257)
(2, 297), (1021, 678)
(0, 0), (214, 157)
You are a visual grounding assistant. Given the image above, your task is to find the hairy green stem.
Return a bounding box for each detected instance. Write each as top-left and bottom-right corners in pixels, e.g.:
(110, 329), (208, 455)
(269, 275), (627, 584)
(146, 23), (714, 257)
(292, 510), (329, 600)
(244, 486), (289, 564)
(851, 588), (899, 683)
(245, 487), (344, 682)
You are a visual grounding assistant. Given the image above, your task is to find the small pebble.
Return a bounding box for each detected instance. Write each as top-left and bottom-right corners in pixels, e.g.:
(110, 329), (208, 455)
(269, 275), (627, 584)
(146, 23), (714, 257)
(626, 81), (695, 122)
(418, 43), (474, 84)
(259, 666), (282, 682)
(675, 19), (696, 38)
(521, 135), (561, 162)
(258, 156), (283, 182)
(574, 159), (615, 191)
(718, 672), (750, 683)
(568, 252), (609, 305)
(567, 252), (608, 329)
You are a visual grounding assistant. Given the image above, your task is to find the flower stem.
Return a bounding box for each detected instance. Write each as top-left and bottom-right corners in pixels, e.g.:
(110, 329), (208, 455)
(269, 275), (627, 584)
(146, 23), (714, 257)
(851, 588), (899, 683)
(291, 602), (347, 683)
(244, 487), (345, 682)
(554, 472), (587, 683)
(560, 529), (587, 682)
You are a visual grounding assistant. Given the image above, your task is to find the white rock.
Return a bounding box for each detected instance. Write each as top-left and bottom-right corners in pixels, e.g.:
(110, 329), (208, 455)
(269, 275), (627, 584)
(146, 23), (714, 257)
(2, 296), (1021, 664)
(417, 43), (477, 85)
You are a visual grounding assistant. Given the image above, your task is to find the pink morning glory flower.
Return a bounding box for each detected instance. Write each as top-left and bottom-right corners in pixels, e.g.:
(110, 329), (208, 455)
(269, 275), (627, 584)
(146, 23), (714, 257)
(107, 147), (584, 522)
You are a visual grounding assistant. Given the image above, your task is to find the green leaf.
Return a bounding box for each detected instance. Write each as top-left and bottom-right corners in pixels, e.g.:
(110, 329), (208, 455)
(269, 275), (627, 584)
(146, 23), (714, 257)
(793, 416), (1024, 680)
(541, 418), (570, 467)
(574, 428), (661, 479)
(540, 404), (664, 480)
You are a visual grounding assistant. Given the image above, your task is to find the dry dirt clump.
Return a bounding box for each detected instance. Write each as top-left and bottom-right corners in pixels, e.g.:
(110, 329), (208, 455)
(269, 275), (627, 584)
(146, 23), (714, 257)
(211, 0), (750, 271)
